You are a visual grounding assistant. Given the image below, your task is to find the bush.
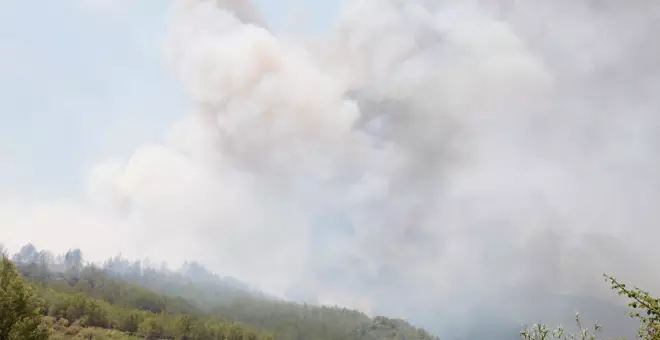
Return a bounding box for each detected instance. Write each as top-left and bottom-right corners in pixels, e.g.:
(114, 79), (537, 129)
(521, 274), (660, 340)
(605, 274), (660, 340)
(521, 313), (606, 340)
(138, 317), (164, 340)
(64, 324), (83, 335)
(0, 256), (50, 340)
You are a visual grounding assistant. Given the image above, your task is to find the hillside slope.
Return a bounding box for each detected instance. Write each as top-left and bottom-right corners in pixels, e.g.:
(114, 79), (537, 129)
(10, 244), (439, 340)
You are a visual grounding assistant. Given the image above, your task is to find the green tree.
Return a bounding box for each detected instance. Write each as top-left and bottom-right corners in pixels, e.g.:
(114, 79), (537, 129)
(227, 323), (244, 340)
(118, 311), (140, 333)
(0, 256), (50, 340)
(138, 317), (164, 340)
(82, 299), (108, 328)
(175, 315), (193, 340)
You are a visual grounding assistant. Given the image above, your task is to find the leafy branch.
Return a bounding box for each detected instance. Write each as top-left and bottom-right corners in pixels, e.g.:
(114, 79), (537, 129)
(604, 274), (660, 340)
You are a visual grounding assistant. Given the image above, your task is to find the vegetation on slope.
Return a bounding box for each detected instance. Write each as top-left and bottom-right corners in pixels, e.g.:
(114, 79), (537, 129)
(0, 256), (49, 340)
(7, 242), (660, 340)
(2, 244), (439, 340)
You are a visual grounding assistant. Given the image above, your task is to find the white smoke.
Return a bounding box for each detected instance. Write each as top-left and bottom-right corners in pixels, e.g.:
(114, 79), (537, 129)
(3, 0), (660, 337)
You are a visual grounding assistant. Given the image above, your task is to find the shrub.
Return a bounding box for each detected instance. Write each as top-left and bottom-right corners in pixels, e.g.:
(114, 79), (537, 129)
(521, 274), (660, 340)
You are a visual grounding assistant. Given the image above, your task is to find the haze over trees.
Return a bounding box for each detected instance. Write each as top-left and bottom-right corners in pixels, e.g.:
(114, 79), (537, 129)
(1, 243), (440, 340)
(2, 243), (660, 339)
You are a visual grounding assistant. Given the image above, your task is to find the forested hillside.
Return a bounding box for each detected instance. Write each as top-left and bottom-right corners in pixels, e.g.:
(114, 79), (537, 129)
(4, 242), (660, 339)
(2, 243), (439, 340)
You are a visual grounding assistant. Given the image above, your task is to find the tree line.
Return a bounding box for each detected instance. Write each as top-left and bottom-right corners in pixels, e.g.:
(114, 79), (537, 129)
(1, 243), (439, 340)
(8, 242), (657, 339)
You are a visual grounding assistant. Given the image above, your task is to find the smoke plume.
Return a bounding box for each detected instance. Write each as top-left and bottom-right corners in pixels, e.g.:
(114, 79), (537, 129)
(3, 0), (660, 337)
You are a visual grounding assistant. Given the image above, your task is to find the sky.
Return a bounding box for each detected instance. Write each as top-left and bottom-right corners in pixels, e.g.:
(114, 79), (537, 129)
(0, 0), (341, 200)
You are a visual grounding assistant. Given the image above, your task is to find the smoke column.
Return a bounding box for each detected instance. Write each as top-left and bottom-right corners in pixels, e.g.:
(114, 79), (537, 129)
(3, 0), (660, 337)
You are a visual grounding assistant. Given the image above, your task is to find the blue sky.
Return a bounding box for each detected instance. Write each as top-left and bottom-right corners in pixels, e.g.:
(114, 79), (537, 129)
(0, 0), (341, 200)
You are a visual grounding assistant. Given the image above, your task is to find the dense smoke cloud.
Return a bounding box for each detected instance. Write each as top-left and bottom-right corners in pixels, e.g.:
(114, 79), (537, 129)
(3, 0), (660, 337)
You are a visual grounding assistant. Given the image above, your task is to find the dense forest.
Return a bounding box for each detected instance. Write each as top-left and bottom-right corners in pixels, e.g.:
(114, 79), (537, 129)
(3, 243), (660, 339)
(0, 243), (439, 340)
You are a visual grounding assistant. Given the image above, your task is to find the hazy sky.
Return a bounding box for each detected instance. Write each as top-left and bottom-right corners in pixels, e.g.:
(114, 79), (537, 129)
(0, 0), (340, 200)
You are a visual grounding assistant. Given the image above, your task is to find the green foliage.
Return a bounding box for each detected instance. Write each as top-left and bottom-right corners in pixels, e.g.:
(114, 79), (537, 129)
(0, 255), (265, 339)
(33, 284), (271, 339)
(137, 317), (163, 340)
(604, 274), (660, 340)
(117, 312), (139, 334)
(0, 256), (50, 340)
(31, 266), (201, 316)
(48, 326), (141, 340)
(8, 244), (441, 340)
(10, 242), (660, 340)
(520, 312), (608, 340)
(355, 316), (440, 340)
(174, 315), (192, 339)
(101, 252), (440, 339)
